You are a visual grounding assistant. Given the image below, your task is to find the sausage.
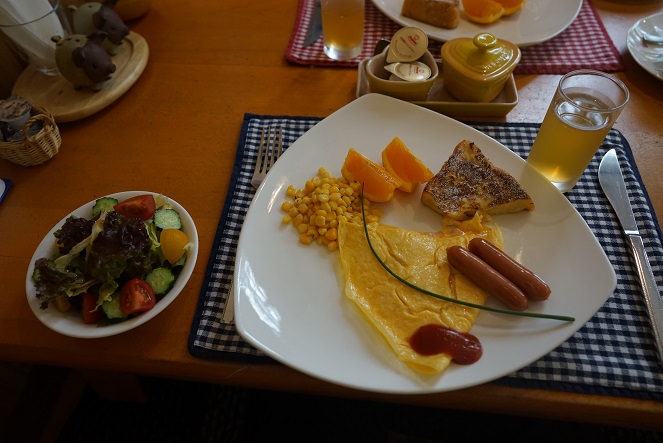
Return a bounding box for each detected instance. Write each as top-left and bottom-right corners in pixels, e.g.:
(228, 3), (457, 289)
(446, 245), (529, 311)
(468, 238), (551, 301)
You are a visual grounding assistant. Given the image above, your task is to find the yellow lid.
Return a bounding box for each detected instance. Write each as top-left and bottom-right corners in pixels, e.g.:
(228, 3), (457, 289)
(441, 33), (521, 81)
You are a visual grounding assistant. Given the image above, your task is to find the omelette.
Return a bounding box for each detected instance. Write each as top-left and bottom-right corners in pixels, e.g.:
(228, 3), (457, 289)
(338, 216), (502, 374)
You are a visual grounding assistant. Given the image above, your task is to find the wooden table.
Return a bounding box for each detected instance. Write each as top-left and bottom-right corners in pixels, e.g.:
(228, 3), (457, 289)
(1, 0), (662, 432)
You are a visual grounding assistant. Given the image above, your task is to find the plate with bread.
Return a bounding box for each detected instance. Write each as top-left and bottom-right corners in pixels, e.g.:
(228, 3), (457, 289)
(372, 0), (583, 47)
(234, 93), (616, 394)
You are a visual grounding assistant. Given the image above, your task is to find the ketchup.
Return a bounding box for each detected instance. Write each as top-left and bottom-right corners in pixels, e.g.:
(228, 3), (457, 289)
(408, 324), (482, 365)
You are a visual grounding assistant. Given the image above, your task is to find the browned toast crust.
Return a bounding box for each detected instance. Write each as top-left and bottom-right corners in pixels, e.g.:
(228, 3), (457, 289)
(401, 0), (460, 30)
(421, 140), (534, 220)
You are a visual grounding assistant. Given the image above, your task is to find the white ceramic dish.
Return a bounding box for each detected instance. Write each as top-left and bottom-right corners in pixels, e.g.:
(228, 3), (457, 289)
(627, 12), (663, 81)
(234, 94), (616, 394)
(371, 0), (582, 47)
(357, 59), (518, 117)
(26, 191), (198, 339)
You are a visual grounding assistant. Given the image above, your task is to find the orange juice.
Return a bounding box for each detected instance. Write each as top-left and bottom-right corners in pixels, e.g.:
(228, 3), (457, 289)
(321, 0), (364, 60)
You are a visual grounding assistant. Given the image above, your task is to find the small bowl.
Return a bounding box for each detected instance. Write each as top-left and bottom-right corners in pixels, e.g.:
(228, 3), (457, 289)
(441, 33), (521, 103)
(365, 45), (439, 101)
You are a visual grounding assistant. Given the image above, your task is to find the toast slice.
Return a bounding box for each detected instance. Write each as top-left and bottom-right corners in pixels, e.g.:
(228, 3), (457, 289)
(421, 140), (534, 221)
(401, 0), (460, 30)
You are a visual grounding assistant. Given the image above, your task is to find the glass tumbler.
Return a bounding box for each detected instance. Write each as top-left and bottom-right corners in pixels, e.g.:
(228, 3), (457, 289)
(527, 70), (629, 193)
(0, 0), (72, 76)
(321, 0), (364, 61)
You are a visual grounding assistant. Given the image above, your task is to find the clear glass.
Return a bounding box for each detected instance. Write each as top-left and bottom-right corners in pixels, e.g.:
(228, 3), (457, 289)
(0, 0), (71, 76)
(321, 0), (364, 61)
(527, 70), (629, 193)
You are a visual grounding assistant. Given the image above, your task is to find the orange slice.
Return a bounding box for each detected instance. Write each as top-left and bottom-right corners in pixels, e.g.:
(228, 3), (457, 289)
(381, 137), (434, 193)
(494, 0), (526, 15)
(341, 148), (402, 202)
(462, 0), (504, 24)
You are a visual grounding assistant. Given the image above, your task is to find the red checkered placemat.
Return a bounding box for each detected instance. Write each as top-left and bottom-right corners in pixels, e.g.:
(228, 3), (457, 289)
(285, 0), (624, 74)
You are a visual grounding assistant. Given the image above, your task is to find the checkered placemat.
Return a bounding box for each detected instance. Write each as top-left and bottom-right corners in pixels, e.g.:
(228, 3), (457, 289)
(285, 0), (624, 74)
(188, 114), (663, 401)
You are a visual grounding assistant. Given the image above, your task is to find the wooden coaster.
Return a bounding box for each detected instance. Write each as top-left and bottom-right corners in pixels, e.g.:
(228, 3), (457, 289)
(12, 32), (149, 123)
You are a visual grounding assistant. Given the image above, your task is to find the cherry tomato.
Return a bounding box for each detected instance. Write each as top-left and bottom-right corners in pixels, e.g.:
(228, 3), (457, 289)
(82, 292), (103, 324)
(160, 229), (189, 264)
(120, 278), (156, 316)
(113, 195), (156, 220)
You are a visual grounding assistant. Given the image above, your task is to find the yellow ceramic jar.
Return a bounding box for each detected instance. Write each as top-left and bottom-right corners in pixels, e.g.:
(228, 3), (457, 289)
(441, 33), (520, 102)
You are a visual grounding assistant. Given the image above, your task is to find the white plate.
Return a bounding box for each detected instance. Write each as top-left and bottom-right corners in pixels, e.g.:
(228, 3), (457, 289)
(371, 0), (582, 47)
(234, 94), (616, 394)
(627, 12), (663, 81)
(26, 191), (198, 339)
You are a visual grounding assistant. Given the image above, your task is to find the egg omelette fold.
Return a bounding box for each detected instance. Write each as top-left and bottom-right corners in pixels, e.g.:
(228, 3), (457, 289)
(338, 216), (502, 374)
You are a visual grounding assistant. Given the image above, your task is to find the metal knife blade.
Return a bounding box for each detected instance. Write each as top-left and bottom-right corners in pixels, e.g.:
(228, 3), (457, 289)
(303, 0), (322, 47)
(599, 148), (663, 365)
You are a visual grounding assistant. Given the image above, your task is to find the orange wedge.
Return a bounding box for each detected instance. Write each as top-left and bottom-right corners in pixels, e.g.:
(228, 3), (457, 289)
(494, 0), (526, 15)
(341, 148), (402, 202)
(462, 0), (504, 24)
(381, 137), (434, 193)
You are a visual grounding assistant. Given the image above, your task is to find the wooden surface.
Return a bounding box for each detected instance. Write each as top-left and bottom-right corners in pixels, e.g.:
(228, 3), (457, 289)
(12, 32), (149, 123)
(1, 0), (663, 431)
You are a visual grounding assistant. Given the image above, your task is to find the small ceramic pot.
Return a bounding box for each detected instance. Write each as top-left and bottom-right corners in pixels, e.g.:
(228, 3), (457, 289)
(365, 45), (439, 101)
(441, 33), (520, 103)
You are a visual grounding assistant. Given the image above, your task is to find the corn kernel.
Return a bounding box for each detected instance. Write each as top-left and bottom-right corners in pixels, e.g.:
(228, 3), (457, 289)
(325, 228), (337, 241)
(299, 233), (312, 245)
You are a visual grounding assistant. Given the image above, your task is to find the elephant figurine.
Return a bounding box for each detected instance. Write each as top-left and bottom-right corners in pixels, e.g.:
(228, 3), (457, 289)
(68, 0), (130, 55)
(52, 32), (117, 91)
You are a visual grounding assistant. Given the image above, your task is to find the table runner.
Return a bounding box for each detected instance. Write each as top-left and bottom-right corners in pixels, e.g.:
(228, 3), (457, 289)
(285, 0), (624, 74)
(189, 113), (663, 401)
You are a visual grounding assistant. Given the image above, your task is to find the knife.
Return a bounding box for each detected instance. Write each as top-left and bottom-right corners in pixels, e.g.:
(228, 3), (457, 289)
(599, 148), (663, 365)
(303, 0), (322, 47)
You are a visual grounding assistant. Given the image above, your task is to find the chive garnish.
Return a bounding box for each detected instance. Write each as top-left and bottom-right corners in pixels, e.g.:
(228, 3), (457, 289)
(359, 188), (574, 322)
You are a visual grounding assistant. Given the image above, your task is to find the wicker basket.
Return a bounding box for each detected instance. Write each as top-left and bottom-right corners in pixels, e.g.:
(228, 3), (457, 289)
(0, 105), (61, 167)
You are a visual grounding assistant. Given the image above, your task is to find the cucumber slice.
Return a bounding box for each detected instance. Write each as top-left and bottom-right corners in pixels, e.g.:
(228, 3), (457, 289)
(154, 208), (182, 230)
(92, 197), (119, 217)
(101, 292), (127, 320)
(145, 267), (175, 295)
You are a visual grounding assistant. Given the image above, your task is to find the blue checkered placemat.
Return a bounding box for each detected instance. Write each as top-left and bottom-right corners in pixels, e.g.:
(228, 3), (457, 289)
(188, 113), (663, 400)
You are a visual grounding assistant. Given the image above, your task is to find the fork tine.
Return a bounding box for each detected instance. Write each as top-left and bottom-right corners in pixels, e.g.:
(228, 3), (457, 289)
(254, 127), (267, 176)
(266, 127), (282, 171)
(252, 126), (283, 189)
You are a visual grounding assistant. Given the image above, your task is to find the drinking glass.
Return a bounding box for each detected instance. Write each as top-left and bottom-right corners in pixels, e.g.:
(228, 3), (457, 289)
(321, 0), (364, 61)
(0, 0), (71, 76)
(527, 70), (629, 193)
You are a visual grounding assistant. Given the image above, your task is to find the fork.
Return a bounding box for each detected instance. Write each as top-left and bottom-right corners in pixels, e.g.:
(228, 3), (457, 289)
(223, 126), (283, 324)
(251, 126), (283, 189)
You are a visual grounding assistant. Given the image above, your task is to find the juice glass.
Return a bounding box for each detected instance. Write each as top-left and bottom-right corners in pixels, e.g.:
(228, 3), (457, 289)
(321, 0), (364, 61)
(0, 0), (71, 76)
(527, 70), (629, 192)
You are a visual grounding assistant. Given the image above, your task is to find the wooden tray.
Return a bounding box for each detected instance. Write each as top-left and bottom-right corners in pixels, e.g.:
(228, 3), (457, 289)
(12, 32), (149, 123)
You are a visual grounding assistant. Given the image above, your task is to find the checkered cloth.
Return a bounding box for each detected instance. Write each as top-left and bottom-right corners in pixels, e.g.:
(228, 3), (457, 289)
(189, 114), (663, 401)
(284, 0), (624, 74)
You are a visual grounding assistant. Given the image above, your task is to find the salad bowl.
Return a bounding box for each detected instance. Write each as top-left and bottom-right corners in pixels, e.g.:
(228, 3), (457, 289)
(25, 191), (198, 338)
